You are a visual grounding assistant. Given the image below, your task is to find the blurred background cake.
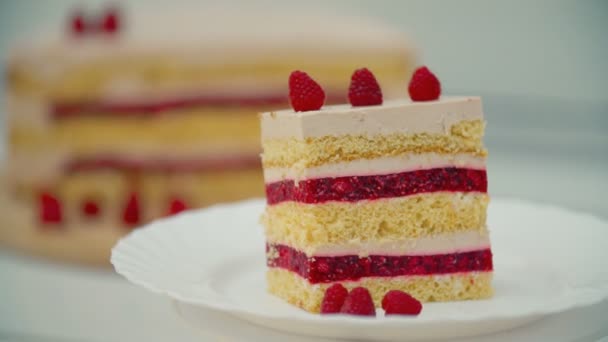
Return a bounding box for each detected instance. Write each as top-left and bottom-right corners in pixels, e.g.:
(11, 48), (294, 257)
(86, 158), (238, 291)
(0, 5), (415, 264)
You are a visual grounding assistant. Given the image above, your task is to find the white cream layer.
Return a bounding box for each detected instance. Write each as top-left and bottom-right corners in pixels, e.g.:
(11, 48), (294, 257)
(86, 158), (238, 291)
(271, 230), (491, 257)
(263, 152), (486, 183)
(260, 97), (483, 140)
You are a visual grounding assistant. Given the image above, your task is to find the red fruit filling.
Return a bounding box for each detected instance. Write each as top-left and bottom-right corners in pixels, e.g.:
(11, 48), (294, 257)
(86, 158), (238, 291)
(340, 287), (376, 316)
(265, 167), (487, 205)
(122, 192), (140, 226)
(51, 94), (287, 119)
(65, 154), (260, 173)
(288, 71), (326, 112)
(267, 243), (493, 284)
(51, 93), (344, 120)
(82, 199), (101, 217)
(39, 192), (63, 225)
(320, 283), (349, 314)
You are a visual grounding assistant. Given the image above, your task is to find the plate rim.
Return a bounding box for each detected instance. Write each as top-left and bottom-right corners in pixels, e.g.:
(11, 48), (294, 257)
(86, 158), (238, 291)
(111, 196), (608, 326)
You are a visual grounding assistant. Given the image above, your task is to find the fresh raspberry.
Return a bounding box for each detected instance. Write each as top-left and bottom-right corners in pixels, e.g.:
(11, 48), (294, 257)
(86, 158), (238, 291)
(39, 192), (62, 224)
(320, 284), (348, 314)
(82, 199), (100, 217)
(348, 68), (383, 106)
(288, 71), (325, 112)
(122, 192), (140, 226)
(101, 8), (120, 34)
(167, 197), (188, 216)
(340, 287), (376, 316)
(70, 10), (88, 35)
(408, 66), (441, 101)
(381, 290), (422, 316)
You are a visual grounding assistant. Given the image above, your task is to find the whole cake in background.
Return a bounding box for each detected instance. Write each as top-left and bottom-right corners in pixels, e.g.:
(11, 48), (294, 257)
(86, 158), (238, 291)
(260, 67), (492, 313)
(1, 6), (415, 264)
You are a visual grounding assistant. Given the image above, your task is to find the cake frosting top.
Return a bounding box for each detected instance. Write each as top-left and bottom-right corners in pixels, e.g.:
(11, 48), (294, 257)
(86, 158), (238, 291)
(260, 96), (483, 139)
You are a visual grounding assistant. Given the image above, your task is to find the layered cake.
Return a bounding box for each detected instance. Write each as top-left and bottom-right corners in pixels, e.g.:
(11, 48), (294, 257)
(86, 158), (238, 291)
(1, 7), (415, 264)
(261, 67), (492, 312)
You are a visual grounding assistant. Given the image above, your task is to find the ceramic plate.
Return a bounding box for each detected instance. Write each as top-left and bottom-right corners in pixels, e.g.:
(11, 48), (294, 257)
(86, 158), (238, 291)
(112, 198), (608, 341)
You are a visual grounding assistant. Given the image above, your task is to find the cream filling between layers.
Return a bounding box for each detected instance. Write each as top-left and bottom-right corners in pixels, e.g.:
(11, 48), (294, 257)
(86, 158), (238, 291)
(260, 96), (483, 140)
(263, 152), (486, 183)
(268, 230), (490, 257)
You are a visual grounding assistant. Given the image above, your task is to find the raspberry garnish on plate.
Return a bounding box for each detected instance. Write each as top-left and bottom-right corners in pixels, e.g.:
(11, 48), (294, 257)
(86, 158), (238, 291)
(340, 287), (376, 316)
(348, 68), (383, 106)
(320, 283), (348, 314)
(408, 66), (441, 101)
(288, 71), (325, 112)
(381, 290), (422, 316)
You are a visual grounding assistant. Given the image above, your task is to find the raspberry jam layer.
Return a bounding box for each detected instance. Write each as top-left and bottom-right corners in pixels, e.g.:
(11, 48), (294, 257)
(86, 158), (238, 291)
(52, 93), (345, 119)
(265, 167), (487, 204)
(66, 155), (260, 173)
(267, 243), (493, 284)
(52, 94), (287, 119)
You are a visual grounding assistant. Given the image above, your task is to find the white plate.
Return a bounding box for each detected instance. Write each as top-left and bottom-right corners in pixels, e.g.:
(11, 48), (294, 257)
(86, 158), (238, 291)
(112, 198), (608, 341)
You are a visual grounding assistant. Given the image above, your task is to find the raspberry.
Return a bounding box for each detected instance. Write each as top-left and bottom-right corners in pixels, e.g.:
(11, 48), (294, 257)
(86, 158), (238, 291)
(82, 199), (100, 217)
(408, 66), (441, 101)
(340, 287), (376, 316)
(39, 192), (62, 224)
(101, 8), (120, 34)
(288, 71), (325, 112)
(381, 290), (422, 316)
(122, 192), (140, 226)
(70, 10), (87, 35)
(348, 68), (383, 106)
(320, 284), (348, 314)
(167, 197), (188, 216)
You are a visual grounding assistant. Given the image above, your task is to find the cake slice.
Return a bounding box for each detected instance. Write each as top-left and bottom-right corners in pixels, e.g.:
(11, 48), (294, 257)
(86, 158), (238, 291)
(260, 68), (492, 313)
